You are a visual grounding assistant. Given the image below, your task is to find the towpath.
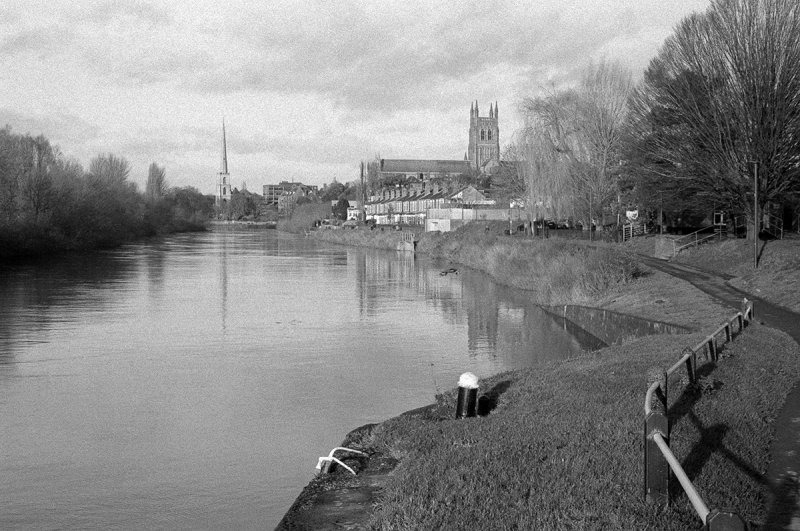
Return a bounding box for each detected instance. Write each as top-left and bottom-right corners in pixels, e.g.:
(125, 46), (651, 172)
(640, 255), (800, 530)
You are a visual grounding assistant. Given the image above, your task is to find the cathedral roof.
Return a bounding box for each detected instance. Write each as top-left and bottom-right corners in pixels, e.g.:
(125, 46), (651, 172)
(380, 159), (471, 174)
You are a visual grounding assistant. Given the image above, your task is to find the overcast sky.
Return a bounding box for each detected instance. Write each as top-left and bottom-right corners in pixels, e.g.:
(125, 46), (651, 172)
(1, 0), (709, 194)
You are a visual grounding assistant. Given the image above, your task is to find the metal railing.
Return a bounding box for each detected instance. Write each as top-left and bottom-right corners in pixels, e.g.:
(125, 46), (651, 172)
(672, 226), (723, 256)
(644, 299), (753, 530)
(761, 212), (784, 240)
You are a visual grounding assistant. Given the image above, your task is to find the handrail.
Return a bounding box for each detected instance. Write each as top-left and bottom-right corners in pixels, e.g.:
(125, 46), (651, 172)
(762, 212), (784, 240)
(644, 299), (753, 528)
(672, 226), (719, 256)
(652, 432), (711, 522)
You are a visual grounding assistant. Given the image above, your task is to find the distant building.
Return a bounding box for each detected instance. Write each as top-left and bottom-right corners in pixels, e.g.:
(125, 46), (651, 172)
(378, 159), (471, 182)
(364, 180), (499, 228)
(270, 182), (319, 213)
(263, 181), (319, 207)
(216, 120), (232, 205)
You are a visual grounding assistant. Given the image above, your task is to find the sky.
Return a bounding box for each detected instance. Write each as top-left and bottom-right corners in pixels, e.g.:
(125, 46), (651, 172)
(1, 0), (710, 195)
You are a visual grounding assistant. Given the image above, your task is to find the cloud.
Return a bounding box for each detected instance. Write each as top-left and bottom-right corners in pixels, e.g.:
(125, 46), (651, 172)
(0, 0), (712, 192)
(181, 0), (685, 119)
(0, 108), (100, 146)
(86, 1), (173, 28)
(0, 27), (75, 57)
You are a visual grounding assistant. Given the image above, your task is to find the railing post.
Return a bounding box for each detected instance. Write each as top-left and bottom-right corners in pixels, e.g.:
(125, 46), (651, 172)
(725, 322), (732, 343)
(684, 347), (697, 383)
(707, 337), (717, 362)
(706, 509), (747, 530)
(645, 371), (670, 505)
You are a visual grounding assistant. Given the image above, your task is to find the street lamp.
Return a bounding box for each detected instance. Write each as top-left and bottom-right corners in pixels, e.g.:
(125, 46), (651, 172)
(753, 161), (758, 269)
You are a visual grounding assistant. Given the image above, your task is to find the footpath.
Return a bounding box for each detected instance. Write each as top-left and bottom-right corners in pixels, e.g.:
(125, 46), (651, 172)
(640, 256), (800, 530)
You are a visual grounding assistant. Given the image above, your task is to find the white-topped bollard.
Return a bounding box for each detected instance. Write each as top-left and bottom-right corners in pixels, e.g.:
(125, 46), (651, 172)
(455, 372), (479, 419)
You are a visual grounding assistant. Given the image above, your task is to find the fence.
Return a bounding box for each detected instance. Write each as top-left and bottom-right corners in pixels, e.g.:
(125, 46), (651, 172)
(671, 226), (726, 257)
(644, 299), (754, 530)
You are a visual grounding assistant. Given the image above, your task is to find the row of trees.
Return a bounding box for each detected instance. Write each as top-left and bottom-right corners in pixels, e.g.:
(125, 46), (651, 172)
(496, 0), (800, 233)
(0, 127), (213, 258)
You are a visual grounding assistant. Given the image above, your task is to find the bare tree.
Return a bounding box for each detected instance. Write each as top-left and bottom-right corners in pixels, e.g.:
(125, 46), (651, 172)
(629, 0), (800, 226)
(518, 60), (633, 226)
(145, 162), (168, 202)
(19, 135), (56, 223)
(89, 153), (131, 186)
(491, 143), (528, 204)
(366, 154), (381, 195)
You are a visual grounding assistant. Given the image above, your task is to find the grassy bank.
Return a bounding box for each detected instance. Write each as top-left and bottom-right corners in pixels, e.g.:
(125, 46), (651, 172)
(620, 235), (800, 313)
(297, 225), (800, 529)
(672, 238), (800, 313)
(312, 222), (642, 306)
(361, 320), (798, 529)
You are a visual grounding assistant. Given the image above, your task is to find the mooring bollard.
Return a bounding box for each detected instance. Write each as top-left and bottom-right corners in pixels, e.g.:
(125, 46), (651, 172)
(455, 372), (479, 419)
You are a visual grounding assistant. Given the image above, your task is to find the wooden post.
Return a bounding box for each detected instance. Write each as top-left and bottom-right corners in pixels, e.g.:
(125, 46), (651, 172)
(645, 371), (670, 505)
(645, 411), (670, 505)
(684, 348), (697, 383)
(708, 337), (717, 362)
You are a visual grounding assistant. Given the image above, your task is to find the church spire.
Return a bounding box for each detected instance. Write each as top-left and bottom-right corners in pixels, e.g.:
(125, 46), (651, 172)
(495, 101), (498, 119)
(489, 102), (494, 119)
(221, 119), (229, 175)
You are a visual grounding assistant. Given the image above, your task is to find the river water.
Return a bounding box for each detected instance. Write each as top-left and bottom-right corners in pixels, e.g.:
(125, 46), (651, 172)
(0, 228), (601, 529)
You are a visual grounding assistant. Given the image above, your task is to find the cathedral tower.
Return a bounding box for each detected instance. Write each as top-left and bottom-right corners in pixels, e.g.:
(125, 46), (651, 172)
(216, 120), (232, 204)
(467, 100), (500, 171)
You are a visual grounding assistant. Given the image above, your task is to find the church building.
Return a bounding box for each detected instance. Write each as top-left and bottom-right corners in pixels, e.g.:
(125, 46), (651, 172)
(378, 100), (501, 181)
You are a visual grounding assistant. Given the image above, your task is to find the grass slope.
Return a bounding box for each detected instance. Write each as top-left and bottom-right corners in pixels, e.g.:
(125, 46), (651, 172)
(361, 322), (798, 529)
(306, 225), (800, 529)
(672, 238), (800, 313)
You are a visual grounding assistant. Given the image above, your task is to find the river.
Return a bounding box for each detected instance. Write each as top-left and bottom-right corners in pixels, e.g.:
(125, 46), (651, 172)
(0, 227), (601, 529)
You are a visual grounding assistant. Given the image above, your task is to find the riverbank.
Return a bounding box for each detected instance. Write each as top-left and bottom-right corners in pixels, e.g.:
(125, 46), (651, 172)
(279, 227), (800, 529)
(309, 223), (642, 307)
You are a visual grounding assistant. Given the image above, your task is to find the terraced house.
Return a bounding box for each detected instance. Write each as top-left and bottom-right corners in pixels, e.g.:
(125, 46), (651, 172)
(365, 100), (515, 230)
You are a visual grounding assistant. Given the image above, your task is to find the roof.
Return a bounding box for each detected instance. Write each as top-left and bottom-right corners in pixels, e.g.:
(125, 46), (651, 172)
(380, 159), (471, 174)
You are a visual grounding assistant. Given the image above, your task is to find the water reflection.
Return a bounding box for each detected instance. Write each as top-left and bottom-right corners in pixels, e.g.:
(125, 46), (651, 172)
(0, 229), (625, 529)
(0, 250), (140, 363)
(543, 305), (689, 346)
(350, 250), (606, 364)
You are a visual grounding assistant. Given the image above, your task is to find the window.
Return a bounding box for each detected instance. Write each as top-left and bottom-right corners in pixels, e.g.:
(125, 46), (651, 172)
(488, 129), (492, 140)
(480, 129), (485, 141)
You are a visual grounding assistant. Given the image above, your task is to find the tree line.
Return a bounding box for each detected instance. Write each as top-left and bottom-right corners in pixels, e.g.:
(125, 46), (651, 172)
(494, 0), (800, 233)
(0, 127), (214, 258)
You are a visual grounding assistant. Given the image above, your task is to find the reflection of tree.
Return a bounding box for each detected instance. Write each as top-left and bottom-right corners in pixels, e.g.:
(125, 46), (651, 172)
(0, 252), (135, 361)
(146, 243), (166, 301)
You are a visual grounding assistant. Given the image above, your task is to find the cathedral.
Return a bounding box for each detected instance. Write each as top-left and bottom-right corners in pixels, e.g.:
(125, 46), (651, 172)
(378, 100), (501, 182)
(467, 100), (500, 171)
